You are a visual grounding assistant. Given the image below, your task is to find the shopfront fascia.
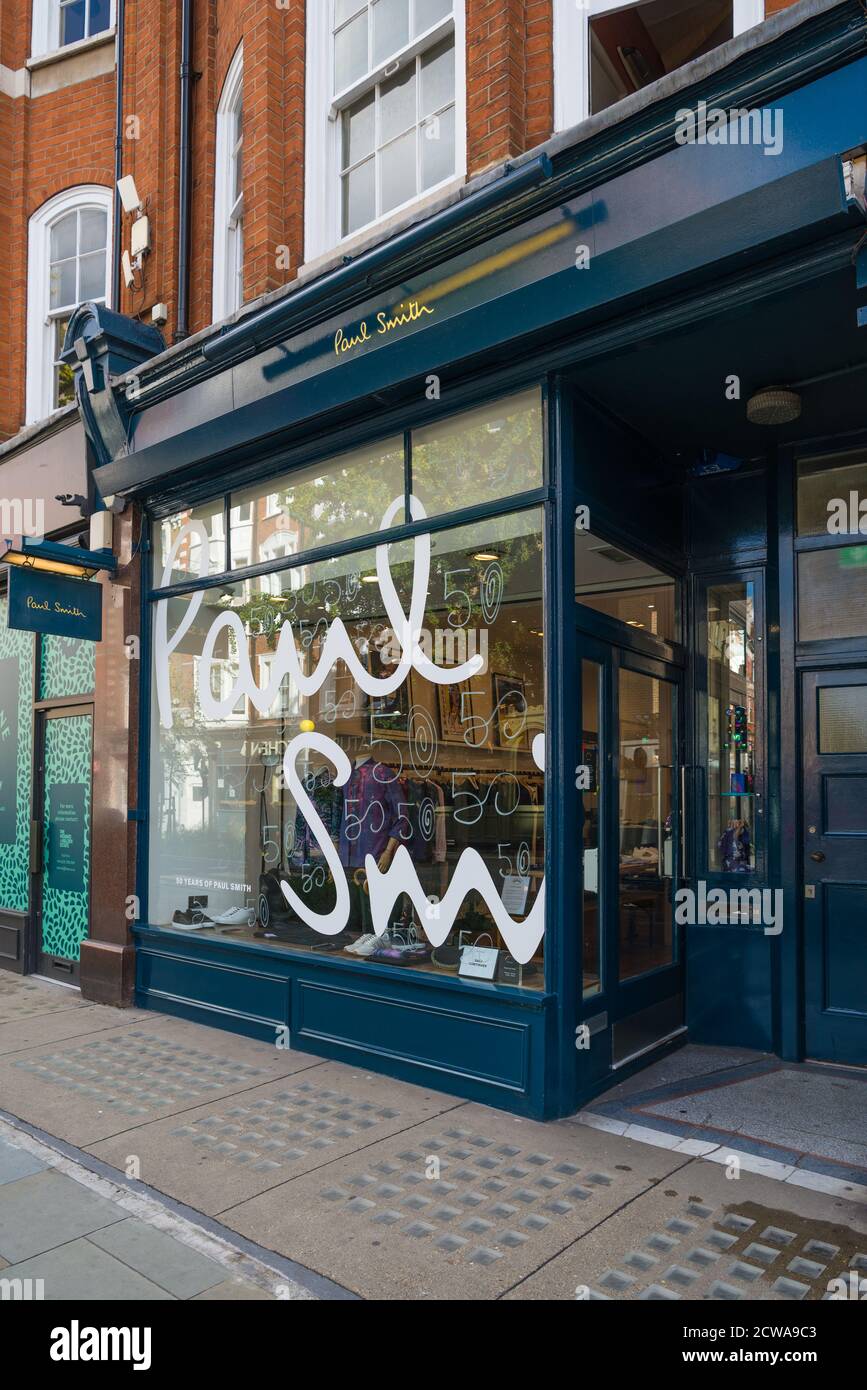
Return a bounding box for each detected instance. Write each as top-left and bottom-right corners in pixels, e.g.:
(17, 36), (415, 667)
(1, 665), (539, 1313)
(79, 3), (867, 1118)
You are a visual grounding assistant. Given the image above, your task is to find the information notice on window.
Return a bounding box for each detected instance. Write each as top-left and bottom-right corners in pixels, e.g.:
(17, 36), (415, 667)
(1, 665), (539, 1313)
(47, 783), (87, 894)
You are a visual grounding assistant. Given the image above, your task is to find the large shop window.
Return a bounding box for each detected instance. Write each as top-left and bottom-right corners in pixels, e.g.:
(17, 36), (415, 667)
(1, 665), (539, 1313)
(305, 0), (467, 261)
(149, 389), (546, 988)
(553, 0), (764, 132)
(575, 529), (677, 644)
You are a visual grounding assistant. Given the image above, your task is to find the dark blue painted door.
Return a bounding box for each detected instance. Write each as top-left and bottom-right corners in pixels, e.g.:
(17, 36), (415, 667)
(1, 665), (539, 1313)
(803, 669), (867, 1065)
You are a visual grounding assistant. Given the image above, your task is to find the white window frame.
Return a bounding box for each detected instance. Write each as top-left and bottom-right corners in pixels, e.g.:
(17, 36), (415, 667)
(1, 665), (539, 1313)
(305, 0), (467, 264)
(26, 184), (112, 426)
(553, 0), (765, 134)
(31, 0), (116, 60)
(212, 44), (244, 324)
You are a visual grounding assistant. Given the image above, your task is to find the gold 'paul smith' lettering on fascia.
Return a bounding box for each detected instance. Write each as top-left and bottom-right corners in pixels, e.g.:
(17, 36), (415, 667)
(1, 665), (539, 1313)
(25, 596), (85, 619)
(334, 299), (434, 357)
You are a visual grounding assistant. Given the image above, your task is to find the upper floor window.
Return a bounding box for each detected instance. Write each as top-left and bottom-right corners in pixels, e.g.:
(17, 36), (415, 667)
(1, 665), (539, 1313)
(553, 0), (764, 132)
(31, 0), (114, 59)
(26, 186), (111, 425)
(213, 45), (244, 323)
(306, 0), (466, 262)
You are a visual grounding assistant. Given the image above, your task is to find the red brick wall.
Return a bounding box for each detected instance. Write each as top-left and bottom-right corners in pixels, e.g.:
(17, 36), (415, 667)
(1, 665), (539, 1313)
(466, 0), (553, 174)
(0, 4), (115, 441)
(0, 1), (811, 438)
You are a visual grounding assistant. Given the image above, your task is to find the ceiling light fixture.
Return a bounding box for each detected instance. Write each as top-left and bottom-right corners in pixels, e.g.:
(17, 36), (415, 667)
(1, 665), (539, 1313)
(746, 387), (802, 426)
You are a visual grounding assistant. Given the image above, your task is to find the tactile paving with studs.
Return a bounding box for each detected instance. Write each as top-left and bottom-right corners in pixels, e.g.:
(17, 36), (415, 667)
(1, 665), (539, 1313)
(167, 1080), (402, 1172)
(577, 1199), (867, 1301)
(317, 1123), (622, 1268)
(11, 1030), (269, 1117)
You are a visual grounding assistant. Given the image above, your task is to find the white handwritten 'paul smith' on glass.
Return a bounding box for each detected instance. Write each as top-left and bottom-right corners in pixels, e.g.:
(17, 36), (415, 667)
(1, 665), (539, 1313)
(154, 495), (546, 964)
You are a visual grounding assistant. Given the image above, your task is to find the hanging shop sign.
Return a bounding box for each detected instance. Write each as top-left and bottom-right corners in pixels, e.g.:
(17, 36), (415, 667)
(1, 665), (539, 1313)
(7, 567), (102, 642)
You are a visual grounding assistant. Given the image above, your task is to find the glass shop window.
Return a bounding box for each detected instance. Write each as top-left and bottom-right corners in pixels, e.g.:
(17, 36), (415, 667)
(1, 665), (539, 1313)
(797, 449), (867, 538)
(155, 503), (227, 587)
(410, 388), (544, 522)
(590, 1), (734, 117)
(575, 529), (678, 643)
(706, 581), (756, 875)
(149, 506), (546, 988)
(229, 438), (405, 570)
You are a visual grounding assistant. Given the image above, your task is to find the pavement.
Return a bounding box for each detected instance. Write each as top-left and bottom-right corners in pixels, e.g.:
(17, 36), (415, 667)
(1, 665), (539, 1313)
(1, 972), (866, 1302)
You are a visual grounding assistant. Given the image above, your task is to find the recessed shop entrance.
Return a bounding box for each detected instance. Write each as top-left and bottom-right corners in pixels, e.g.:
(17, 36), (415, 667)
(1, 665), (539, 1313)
(578, 627), (686, 1081)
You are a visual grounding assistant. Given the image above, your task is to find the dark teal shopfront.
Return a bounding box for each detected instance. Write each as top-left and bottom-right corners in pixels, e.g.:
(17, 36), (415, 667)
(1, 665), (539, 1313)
(70, 0), (867, 1119)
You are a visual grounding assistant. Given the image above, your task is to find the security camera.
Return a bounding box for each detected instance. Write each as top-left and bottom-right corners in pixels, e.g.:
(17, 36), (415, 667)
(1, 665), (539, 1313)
(117, 174), (142, 215)
(121, 249), (136, 290)
(56, 494), (88, 509)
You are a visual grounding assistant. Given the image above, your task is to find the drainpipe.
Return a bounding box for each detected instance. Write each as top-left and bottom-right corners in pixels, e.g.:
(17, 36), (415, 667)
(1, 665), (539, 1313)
(112, 0), (126, 307)
(175, 0), (193, 341)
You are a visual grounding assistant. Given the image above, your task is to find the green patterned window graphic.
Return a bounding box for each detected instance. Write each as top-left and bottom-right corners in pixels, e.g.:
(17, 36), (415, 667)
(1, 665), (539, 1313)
(0, 597), (34, 913)
(40, 633), (96, 700)
(42, 713), (93, 961)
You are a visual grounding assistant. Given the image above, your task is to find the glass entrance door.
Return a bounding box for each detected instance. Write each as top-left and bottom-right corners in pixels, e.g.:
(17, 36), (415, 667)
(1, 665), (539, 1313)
(579, 638), (685, 1075)
(34, 707), (93, 983)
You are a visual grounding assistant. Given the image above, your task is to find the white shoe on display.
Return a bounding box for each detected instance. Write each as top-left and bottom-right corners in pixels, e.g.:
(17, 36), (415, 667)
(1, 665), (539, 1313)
(345, 933), (389, 956)
(203, 907), (256, 927)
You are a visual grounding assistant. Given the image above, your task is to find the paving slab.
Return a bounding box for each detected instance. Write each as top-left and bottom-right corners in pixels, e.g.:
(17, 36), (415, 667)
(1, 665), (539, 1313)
(87, 1217), (230, 1298)
(0, 1116), (324, 1300)
(0, 1016), (323, 1146)
(0, 1003), (154, 1057)
(0, 1132), (48, 1185)
(0, 1236), (175, 1300)
(0, 1169), (125, 1262)
(502, 1155), (867, 1301)
(0, 973), (90, 1023)
(223, 1102), (687, 1300)
(87, 1062), (464, 1215)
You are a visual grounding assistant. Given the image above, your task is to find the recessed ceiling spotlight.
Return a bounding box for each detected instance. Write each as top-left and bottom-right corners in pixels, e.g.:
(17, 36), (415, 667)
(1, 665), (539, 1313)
(472, 551), (499, 562)
(746, 386), (802, 426)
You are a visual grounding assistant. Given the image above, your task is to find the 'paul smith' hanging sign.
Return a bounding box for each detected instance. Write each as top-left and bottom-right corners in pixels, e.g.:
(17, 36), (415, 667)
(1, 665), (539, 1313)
(7, 567), (102, 642)
(334, 299), (435, 358)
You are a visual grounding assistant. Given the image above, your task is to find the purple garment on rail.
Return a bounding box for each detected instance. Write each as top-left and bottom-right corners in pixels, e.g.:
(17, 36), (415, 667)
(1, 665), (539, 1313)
(338, 760), (406, 869)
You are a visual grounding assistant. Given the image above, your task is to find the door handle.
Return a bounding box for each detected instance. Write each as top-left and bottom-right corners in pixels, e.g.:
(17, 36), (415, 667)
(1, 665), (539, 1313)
(809, 851), (825, 863)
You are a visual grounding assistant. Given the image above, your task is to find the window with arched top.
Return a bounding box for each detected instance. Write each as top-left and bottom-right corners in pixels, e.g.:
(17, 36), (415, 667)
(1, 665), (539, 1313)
(213, 45), (244, 323)
(26, 186), (112, 425)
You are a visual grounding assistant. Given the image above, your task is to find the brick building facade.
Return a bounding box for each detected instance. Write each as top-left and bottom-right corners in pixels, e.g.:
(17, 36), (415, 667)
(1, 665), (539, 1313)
(0, 1), (800, 442)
